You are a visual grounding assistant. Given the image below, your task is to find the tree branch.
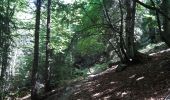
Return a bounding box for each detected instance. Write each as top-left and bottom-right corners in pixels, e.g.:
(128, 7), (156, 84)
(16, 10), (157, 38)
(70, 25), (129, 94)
(135, 0), (170, 20)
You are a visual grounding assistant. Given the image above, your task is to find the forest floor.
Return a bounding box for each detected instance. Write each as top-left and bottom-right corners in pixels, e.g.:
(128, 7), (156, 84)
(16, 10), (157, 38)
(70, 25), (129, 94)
(43, 48), (170, 100)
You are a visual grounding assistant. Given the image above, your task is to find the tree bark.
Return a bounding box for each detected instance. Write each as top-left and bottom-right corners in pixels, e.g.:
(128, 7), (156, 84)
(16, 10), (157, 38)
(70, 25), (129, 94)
(44, 0), (51, 92)
(31, 0), (41, 99)
(118, 0), (129, 63)
(125, 0), (136, 60)
(0, 0), (10, 99)
(161, 0), (170, 47)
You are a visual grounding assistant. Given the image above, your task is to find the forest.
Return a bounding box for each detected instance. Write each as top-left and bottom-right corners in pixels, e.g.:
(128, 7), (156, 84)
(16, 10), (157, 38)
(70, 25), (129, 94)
(0, 0), (170, 100)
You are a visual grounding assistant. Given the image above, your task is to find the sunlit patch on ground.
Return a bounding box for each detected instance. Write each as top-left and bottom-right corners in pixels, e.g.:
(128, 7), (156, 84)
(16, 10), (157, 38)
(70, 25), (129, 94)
(103, 95), (111, 99)
(136, 76), (145, 81)
(110, 81), (117, 85)
(129, 74), (136, 79)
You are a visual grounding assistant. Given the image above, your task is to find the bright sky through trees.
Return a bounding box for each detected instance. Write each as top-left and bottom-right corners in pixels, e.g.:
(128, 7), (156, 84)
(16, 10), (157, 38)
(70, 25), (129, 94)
(63, 0), (75, 4)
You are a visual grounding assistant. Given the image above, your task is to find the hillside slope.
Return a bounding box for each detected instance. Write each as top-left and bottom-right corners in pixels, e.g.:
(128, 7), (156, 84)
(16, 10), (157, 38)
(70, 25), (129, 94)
(45, 49), (170, 100)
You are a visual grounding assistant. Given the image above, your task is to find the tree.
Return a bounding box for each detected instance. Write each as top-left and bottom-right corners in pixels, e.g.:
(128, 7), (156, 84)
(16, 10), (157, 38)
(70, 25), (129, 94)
(102, 0), (127, 62)
(0, 0), (10, 82)
(118, 0), (129, 63)
(0, 0), (15, 99)
(125, 0), (137, 61)
(31, 0), (41, 99)
(44, 0), (51, 92)
(102, 0), (141, 64)
(135, 0), (170, 47)
(161, 0), (170, 47)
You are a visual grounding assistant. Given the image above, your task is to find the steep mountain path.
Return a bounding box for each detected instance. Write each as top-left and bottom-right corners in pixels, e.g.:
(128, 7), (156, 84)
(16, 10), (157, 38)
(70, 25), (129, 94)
(45, 49), (170, 100)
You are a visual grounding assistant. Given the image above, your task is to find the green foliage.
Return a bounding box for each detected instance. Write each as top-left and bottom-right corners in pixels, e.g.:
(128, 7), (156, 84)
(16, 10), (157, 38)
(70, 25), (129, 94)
(76, 35), (105, 56)
(50, 64), (74, 86)
(72, 68), (88, 77)
(139, 42), (168, 54)
(13, 55), (32, 89)
(143, 14), (157, 29)
(2, 0), (168, 98)
(0, 0), (17, 99)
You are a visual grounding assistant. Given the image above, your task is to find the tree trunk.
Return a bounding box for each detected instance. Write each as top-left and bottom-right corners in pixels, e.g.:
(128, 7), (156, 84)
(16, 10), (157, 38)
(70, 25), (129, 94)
(125, 0), (136, 61)
(31, 0), (41, 99)
(161, 0), (170, 47)
(118, 0), (129, 63)
(44, 0), (51, 92)
(0, 0), (10, 99)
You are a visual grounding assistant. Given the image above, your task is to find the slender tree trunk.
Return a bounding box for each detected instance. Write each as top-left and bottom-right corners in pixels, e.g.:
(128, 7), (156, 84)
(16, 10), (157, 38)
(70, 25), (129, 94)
(125, 0), (136, 61)
(150, 0), (161, 36)
(102, 0), (124, 61)
(161, 0), (170, 47)
(118, 0), (129, 63)
(31, 0), (41, 99)
(44, 0), (51, 92)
